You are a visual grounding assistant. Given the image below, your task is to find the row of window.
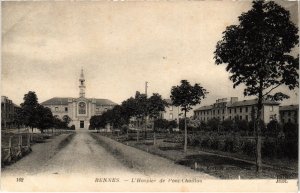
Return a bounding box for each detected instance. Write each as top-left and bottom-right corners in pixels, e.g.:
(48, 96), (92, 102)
(280, 111), (298, 117)
(53, 106), (109, 114)
(55, 107), (68, 112)
(197, 107), (250, 116)
(199, 115), (249, 122)
(197, 106), (276, 116)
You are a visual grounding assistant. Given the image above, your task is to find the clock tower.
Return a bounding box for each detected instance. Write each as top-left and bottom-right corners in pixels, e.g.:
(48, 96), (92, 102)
(79, 68), (86, 98)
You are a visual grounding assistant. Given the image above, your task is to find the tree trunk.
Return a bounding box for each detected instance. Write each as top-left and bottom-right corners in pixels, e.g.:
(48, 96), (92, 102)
(184, 110), (187, 153)
(152, 118), (156, 145)
(256, 82), (263, 173)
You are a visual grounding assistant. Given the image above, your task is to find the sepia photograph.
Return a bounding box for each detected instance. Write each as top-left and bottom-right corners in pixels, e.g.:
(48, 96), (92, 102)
(1, 0), (299, 192)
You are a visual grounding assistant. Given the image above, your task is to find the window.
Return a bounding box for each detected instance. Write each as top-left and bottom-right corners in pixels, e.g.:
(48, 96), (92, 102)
(229, 116), (231, 120)
(222, 116), (224, 120)
(288, 111), (291, 116)
(240, 107), (242, 113)
(222, 109), (225, 114)
(218, 110), (219, 114)
(169, 113), (173, 119)
(240, 116), (242, 120)
(246, 115), (248, 121)
(234, 108), (237, 113)
(55, 107), (58, 112)
(78, 102), (86, 114)
(170, 106), (173, 111)
(245, 107), (248, 113)
(229, 109), (231, 114)
(65, 107), (68, 112)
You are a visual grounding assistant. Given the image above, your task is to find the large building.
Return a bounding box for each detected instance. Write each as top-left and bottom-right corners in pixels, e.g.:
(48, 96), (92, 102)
(279, 105), (298, 124)
(161, 99), (183, 122)
(1, 96), (19, 129)
(41, 69), (117, 130)
(194, 97), (280, 124)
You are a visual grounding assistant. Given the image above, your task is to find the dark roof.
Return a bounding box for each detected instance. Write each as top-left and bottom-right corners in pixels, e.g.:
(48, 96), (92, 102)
(194, 105), (213, 111)
(95, 99), (117, 106)
(41, 97), (117, 106)
(194, 99), (279, 111)
(228, 99), (279, 107)
(279, 105), (299, 111)
(41, 97), (69, 105)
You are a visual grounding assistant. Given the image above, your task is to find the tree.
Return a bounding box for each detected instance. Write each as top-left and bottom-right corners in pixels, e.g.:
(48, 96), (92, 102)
(148, 93), (168, 120)
(207, 118), (221, 131)
(170, 80), (208, 152)
(110, 105), (128, 129)
(148, 93), (168, 143)
(214, 0), (299, 172)
(14, 107), (24, 132)
(62, 115), (72, 127)
(20, 91), (39, 132)
(222, 119), (234, 132)
(35, 105), (54, 133)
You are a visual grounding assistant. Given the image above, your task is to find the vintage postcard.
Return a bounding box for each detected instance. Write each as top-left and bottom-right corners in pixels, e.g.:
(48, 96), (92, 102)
(1, 0), (299, 192)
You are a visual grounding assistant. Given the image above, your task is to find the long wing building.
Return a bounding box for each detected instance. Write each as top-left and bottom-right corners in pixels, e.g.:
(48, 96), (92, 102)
(41, 69), (117, 130)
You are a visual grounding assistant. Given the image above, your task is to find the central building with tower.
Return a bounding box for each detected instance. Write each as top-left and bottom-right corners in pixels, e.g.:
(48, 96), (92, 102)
(41, 69), (117, 130)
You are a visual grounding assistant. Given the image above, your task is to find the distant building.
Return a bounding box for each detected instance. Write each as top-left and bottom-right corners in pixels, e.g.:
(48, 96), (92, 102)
(279, 105), (298, 124)
(194, 97), (279, 124)
(161, 99), (183, 122)
(1, 96), (18, 129)
(41, 69), (117, 130)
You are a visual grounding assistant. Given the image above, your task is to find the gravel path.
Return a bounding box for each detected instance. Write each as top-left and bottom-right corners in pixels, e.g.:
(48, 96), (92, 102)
(2, 131), (213, 179)
(2, 131), (140, 177)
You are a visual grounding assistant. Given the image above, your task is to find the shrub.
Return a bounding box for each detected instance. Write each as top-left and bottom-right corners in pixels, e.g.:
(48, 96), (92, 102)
(201, 138), (210, 148)
(242, 140), (256, 156)
(232, 137), (242, 153)
(262, 140), (277, 159)
(210, 138), (219, 150)
(218, 139), (226, 151)
(121, 125), (129, 134)
(224, 137), (234, 152)
(70, 125), (75, 130)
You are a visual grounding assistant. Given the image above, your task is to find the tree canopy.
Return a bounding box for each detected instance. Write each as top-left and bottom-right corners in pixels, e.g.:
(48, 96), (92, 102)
(171, 80), (208, 112)
(215, 0), (299, 101)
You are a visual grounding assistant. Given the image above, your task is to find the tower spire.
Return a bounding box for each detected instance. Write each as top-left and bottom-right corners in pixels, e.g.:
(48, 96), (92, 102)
(79, 68), (86, 98)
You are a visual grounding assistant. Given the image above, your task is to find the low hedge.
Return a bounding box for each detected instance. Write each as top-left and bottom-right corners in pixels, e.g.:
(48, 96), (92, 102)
(187, 134), (297, 159)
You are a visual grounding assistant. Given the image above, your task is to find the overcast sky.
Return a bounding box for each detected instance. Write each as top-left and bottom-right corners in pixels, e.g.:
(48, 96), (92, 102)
(1, 1), (299, 109)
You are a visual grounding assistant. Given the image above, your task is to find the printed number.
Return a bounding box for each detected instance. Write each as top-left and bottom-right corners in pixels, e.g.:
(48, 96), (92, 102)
(16, 178), (24, 182)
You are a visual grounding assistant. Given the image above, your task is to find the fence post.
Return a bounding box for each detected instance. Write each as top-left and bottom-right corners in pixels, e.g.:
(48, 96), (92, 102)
(27, 134), (31, 147)
(8, 136), (12, 161)
(19, 135), (22, 152)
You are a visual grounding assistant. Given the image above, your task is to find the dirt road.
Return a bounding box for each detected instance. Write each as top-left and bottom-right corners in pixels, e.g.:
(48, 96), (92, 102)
(2, 131), (213, 179)
(2, 131), (140, 177)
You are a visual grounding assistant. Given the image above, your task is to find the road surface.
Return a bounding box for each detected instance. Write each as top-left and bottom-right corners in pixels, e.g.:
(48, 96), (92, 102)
(2, 131), (141, 177)
(2, 131), (213, 178)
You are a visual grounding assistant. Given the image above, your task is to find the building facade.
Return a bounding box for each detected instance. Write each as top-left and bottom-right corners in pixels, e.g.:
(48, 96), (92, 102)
(194, 97), (280, 124)
(161, 99), (183, 122)
(1, 96), (18, 129)
(41, 69), (117, 130)
(279, 105), (298, 124)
